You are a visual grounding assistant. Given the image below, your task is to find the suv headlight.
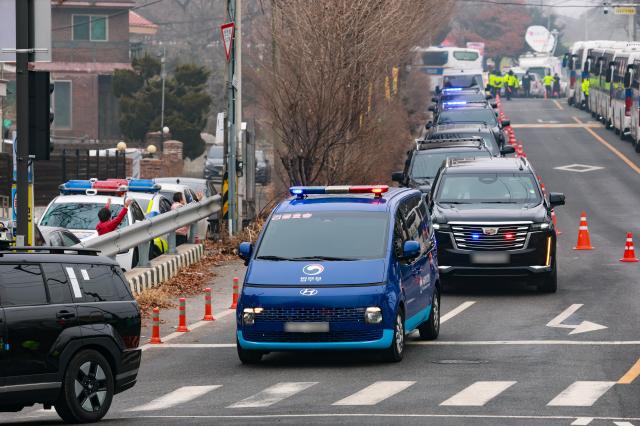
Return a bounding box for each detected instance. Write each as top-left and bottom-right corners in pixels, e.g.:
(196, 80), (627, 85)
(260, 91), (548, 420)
(365, 307), (382, 324)
(530, 223), (550, 231)
(242, 307), (263, 326)
(432, 223), (451, 231)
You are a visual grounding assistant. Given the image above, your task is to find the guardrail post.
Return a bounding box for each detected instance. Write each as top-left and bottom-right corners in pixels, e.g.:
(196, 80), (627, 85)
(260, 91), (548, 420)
(137, 242), (150, 267)
(188, 223), (197, 244)
(168, 231), (178, 255)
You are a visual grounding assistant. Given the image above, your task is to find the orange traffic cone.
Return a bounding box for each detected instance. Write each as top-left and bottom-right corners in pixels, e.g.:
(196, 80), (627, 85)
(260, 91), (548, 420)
(150, 307), (163, 344)
(573, 211), (594, 250)
(620, 233), (639, 262)
(229, 277), (239, 309)
(551, 210), (562, 235)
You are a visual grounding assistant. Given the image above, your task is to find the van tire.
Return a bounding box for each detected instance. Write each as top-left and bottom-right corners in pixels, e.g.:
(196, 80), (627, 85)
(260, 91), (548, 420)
(418, 287), (440, 340)
(55, 350), (114, 423)
(382, 310), (405, 362)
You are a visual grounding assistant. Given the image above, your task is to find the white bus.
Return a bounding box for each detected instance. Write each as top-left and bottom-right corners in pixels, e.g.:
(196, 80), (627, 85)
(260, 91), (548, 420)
(565, 40), (616, 107)
(611, 50), (640, 149)
(413, 46), (483, 92)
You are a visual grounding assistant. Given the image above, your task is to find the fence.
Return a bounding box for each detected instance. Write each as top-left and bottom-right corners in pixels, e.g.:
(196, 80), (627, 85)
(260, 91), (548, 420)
(0, 150), (126, 205)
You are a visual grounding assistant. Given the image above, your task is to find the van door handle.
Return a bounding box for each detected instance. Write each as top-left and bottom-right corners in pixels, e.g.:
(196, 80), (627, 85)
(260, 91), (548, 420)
(56, 311), (76, 320)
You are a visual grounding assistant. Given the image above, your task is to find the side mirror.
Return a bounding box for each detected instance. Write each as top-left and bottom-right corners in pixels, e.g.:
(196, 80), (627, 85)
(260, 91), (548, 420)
(583, 58), (591, 74)
(238, 242), (253, 265)
(500, 145), (515, 156)
(425, 121), (433, 130)
(428, 105), (436, 112)
(491, 102), (498, 108)
(549, 192), (565, 207)
(402, 240), (420, 260)
(501, 120), (511, 127)
(431, 97), (439, 103)
(624, 69), (633, 88)
(391, 171), (405, 184)
(486, 94), (493, 100)
(606, 63), (615, 83)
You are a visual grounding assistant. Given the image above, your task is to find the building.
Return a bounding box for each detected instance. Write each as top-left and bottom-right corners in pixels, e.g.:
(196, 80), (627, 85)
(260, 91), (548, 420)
(35, 0), (136, 143)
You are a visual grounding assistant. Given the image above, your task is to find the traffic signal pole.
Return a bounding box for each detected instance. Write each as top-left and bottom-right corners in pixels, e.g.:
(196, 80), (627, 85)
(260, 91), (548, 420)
(15, 0), (30, 246)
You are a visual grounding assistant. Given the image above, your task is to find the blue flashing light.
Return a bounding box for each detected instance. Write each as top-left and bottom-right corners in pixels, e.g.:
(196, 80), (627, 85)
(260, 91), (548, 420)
(471, 233), (480, 240)
(443, 87), (463, 92)
(289, 186), (326, 197)
(59, 180), (93, 194)
(128, 179), (160, 193)
(444, 101), (468, 106)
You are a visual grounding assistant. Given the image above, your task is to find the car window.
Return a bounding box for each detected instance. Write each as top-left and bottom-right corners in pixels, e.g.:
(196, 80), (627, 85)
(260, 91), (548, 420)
(411, 150), (492, 179)
(401, 196), (424, 249)
(184, 189), (195, 203)
(129, 201), (145, 222)
(206, 180), (217, 196)
(159, 198), (172, 213)
(0, 264), (47, 307)
(49, 232), (63, 246)
(42, 263), (73, 304)
(61, 232), (79, 246)
(393, 210), (408, 260)
(437, 109), (497, 126)
(70, 264), (130, 302)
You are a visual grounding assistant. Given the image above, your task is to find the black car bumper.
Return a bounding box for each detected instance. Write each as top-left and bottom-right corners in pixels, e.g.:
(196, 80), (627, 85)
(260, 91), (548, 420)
(115, 348), (141, 394)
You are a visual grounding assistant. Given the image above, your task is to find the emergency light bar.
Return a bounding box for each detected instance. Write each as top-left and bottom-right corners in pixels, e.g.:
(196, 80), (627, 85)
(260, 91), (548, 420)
(289, 185), (389, 199)
(442, 87), (463, 92)
(59, 178), (159, 195)
(443, 101), (468, 106)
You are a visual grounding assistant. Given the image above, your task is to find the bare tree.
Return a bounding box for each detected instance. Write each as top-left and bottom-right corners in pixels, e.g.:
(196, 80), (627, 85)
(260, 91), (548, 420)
(256, 0), (454, 186)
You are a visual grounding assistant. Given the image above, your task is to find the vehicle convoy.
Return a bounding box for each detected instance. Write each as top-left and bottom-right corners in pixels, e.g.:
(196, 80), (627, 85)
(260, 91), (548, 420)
(413, 46), (483, 92)
(429, 157), (565, 293)
(430, 104), (509, 147)
(235, 185), (440, 363)
(0, 248), (141, 423)
(424, 123), (513, 156)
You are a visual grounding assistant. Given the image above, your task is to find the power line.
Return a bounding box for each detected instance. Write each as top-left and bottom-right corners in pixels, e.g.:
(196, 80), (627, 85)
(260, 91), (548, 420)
(51, 0), (165, 32)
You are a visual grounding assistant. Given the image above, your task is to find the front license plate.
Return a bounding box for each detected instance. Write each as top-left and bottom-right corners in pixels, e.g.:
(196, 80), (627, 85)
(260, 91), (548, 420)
(471, 252), (510, 264)
(284, 322), (330, 333)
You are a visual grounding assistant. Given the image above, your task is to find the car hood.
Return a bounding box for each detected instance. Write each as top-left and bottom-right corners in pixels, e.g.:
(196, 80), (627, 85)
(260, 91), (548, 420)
(246, 259), (387, 285)
(68, 229), (99, 241)
(433, 203), (547, 223)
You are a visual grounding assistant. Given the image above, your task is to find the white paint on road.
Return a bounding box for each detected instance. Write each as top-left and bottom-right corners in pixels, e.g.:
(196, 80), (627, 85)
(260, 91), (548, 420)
(229, 382), (318, 408)
(571, 417), (594, 425)
(128, 385), (222, 411)
(554, 164), (604, 173)
(547, 381), (616, 407)
(409, 340), (640, 346)
(332, 381), (415, 406)
(440, 301), (476, 324)
(440, 381), (516, 406)
(546, 304), (607, 335)
(614, 422), (637, 426)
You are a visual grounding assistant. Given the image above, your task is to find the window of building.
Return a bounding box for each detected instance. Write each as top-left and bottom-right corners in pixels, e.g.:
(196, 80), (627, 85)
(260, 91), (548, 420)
(53, 81), (71, 129)
(72, 15), (108, 41)
(0, 264), (47, 307)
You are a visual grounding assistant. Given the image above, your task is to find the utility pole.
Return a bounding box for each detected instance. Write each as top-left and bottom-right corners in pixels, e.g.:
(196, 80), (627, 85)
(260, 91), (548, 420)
(226, 0), (238, 235)
(235, 0), (243, 231)
(15, 0), (30, 246)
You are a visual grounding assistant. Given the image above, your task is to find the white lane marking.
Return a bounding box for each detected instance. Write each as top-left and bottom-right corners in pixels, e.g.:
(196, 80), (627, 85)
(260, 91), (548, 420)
(140, 309), (235, 351)
(614, 422), (636, 426)
(546, 304), (607, 335)
(440, 301), (476, 324)
(554, 164), (604, 173)
(332, 381), (415, 406)
(571, 418), (594, 425)
(547, 381), (616, 407)
(128, 385), (222, 412)
(228, 382), (318, 408)
(146, 343), (235, 348)
(440, 381), (516, 406)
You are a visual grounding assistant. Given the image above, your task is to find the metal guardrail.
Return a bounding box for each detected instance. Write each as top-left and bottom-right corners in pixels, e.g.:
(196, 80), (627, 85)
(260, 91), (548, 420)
(74, 195), (221, 266)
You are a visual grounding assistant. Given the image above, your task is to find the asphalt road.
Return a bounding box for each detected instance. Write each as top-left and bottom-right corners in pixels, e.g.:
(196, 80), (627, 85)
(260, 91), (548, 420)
(2, 98), (639, 425)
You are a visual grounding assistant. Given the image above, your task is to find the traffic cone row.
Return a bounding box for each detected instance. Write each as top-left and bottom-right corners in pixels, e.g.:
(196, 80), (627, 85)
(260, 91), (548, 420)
(203, 287), (215, 321)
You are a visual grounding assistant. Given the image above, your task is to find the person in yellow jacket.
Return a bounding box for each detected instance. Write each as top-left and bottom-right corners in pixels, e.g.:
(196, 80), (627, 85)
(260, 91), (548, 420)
(505, 70), (517, 101)
(581, 78), (590, 111)
(543, 72), (554, 99)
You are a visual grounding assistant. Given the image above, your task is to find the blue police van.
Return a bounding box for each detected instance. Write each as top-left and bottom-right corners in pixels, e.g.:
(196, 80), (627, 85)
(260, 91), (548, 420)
(236, 185), (441, 363)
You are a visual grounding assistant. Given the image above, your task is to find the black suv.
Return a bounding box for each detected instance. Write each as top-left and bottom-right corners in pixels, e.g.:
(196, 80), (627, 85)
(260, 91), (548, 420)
(0, 247), (141, 422)
(429, 89), (496, 121)
(424, 123), (514, 156)
(429, 157), (565, 292)
(392, 138), (494, 192)
(427, 105), (509, 147)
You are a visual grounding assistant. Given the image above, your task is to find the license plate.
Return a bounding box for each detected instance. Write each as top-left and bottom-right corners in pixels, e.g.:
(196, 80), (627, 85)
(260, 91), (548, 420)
(284, 322), (330, 333)
(471, 252), (510, 264)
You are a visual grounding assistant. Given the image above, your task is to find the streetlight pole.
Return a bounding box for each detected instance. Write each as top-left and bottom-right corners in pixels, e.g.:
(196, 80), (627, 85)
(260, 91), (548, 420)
(226, 0), (238, 235)
(160, 44), (166, 143)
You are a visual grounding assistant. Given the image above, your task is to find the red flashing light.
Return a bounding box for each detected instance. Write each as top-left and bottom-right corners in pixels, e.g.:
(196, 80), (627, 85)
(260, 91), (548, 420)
(505, 233), (515, 240)
(625, 95), (633, 116)
(348, 185), (389, 196)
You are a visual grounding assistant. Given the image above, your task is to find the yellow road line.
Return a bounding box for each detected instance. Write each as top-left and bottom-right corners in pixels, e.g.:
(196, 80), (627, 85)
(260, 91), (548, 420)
(573, 116), (640, 175)
(618, 358), (640, 384)
(552, 100), (564, 110)
(511, 123), (602, 129)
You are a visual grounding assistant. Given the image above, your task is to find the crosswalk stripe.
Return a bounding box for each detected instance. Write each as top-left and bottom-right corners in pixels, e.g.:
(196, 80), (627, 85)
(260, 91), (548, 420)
(128, 385), (222, 411)
(332, 381), (415, 406)
(440, 301), (476, 323)
(613, 422), (636, 426)
(571, 418), (593, 425)
(547, 381), (616, 407)
(228, 382), (318, 408)
(440, 381), (516, 406)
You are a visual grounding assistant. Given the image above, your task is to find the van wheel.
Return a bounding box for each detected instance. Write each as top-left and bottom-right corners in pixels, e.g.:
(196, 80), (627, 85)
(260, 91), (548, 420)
(418, 287), (440, 340)
(382, 310), (405, 362)
(237, 339), (263, 364)
(55, 350), (114, 423)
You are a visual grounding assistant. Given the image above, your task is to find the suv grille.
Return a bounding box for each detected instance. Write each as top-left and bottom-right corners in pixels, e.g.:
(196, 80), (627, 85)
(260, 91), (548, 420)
(451, 224), (529, 250)
(258, 307), (366, 323)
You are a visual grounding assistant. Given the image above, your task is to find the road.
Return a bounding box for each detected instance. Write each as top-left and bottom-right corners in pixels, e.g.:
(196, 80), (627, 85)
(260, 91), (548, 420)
(2, 98), (639, 425)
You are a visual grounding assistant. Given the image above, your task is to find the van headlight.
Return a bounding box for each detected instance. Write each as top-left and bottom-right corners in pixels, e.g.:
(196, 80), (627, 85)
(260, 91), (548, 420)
(365, 307), (382, 324)
(242, 307), (263, 326)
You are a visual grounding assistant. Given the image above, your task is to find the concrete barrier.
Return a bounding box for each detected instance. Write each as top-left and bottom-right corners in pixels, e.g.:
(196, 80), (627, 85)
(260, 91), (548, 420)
(124, 243), (205, 295)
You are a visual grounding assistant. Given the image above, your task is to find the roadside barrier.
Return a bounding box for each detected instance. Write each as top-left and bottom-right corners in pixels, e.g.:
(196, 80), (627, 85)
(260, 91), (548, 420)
(203, 287), (216, 321)
(229, 277), (239, 309)
(620, 233), (639, 262)
(177, 297), (190, 332)
(574, 212), (594, 250)
(150, 307), (163, 344)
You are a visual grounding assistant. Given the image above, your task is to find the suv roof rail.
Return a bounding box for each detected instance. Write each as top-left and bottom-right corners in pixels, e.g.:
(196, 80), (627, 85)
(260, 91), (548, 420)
(417, 137), (488, 151)
(0, 246), (101, 256)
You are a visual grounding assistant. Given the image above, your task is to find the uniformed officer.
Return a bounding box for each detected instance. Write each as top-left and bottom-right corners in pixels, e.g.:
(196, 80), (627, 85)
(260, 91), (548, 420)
(581, 78), (590, 111)
(543, 72), (554, 99)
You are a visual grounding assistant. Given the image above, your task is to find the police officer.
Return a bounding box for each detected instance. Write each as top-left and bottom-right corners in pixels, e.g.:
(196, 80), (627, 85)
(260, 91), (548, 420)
(488, 70), (497, 97)
(522, 71), (532, 98)
(505, 70), (517, 101)
(581, 77), (590, 111)
(543, 72), (554, 99)
(552, 73), (561, 98)
(494, 70), (504, 98)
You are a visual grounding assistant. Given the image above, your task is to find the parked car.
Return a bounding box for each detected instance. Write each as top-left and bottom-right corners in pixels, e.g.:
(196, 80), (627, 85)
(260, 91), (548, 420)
(203, 145), (224, 182)
(0, 247), (141, 422)
(157, 182), (208, 242)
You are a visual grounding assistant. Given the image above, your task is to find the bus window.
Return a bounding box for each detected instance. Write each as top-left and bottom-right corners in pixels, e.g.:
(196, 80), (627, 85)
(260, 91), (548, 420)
(453, 51), (479, 61)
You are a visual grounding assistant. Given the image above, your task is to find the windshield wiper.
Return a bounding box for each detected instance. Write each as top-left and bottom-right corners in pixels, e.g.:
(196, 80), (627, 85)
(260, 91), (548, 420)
(256, 255), (293, 261)
(480, 201), (519, 204)
(438, 201), (472, 204)
(291, 256), (359, 261)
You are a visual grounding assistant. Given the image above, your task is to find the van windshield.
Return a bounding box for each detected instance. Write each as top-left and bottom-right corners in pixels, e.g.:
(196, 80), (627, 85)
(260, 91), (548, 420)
(256, 211), (388, 261)
(40, 203), (128, 230)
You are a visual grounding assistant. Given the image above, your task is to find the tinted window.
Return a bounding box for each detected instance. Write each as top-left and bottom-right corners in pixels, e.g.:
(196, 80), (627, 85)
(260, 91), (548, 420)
(129, 202), (144, 222)
(393, 211), (407, 259)
(42, 263), (73, 304)
(443, 74), (483, 89)
(61, 232), (79, 246)
(73, 264), (129, 302)
(401, 197), (423, 244)
(437, 109), (497, 126)
(0, 264), (47, 307)
(411, 150), (491, 179)
(440, 93), (486, 103)
(436, 173), (542, 205)
(427, 133), (499, 156)
(41, 202), (128, 230)
(256, 211), (389, 260)
(159, 198), (172, 213)
(422, 51), (448, 66)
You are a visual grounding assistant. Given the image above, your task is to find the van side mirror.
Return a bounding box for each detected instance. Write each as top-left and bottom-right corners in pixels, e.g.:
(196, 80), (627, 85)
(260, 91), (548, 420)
(624, 68), (634, 88)
(500, 145), (515, 156)
(391, 171), (405, 184)
(431, 97), (439, 103)
(501, 120), (511, 127)
(549, 192), (565, 207)
(428, 105), (436, 112)
(486, 94), (493, 100)
(238, 242), (253, 265)
(402, 240), (420, 260)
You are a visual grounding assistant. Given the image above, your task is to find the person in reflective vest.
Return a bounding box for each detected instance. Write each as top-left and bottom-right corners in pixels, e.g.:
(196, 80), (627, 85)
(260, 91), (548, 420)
(543, 72), (554, 98)
(581, 78), (590, 111)
(505, 70), (517, 101)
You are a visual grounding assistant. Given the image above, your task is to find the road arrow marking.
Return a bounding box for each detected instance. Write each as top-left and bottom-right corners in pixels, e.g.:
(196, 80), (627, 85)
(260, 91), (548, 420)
(546, 304), (607, 335)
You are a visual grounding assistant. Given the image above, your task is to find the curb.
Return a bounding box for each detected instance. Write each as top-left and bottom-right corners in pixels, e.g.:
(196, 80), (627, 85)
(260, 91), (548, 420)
(124, 243), (205, 295)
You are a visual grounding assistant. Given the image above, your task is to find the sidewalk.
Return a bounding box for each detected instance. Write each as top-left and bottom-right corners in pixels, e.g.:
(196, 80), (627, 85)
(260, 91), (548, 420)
(140, 259), (246, 342)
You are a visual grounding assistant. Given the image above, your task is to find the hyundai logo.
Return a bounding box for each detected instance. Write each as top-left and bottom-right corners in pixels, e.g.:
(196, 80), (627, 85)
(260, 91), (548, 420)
(300, 288), (318, 296)
(302, 264), (324, 276)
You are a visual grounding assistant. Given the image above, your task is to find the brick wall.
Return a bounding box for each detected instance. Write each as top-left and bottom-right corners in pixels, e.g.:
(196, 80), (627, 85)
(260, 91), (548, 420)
(138, 140), (184, 179)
